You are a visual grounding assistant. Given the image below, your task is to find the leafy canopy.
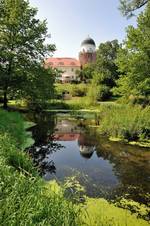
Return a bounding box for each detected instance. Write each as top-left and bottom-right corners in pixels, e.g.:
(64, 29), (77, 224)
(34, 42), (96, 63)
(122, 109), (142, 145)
(119, 0), (148, 17)
(94, 40), (121, 88)
(0, 0), (56, 108)
(115, 3), (150, 97)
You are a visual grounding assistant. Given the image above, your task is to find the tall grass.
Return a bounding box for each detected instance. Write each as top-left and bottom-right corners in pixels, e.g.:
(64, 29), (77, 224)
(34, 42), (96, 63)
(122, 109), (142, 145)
(0, 110), (27, 147)
(98, 104), (150, 142)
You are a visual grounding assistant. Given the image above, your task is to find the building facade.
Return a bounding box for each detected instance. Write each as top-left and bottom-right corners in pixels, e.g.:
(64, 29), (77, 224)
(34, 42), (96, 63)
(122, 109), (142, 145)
(45, 36), (96, 82)
(45, 57), (80, 83)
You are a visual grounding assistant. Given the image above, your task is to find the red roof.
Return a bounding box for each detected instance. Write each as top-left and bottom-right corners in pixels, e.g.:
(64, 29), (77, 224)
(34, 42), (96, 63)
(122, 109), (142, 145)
(53, 133), (80, 141)
(45, 57), (80, 67)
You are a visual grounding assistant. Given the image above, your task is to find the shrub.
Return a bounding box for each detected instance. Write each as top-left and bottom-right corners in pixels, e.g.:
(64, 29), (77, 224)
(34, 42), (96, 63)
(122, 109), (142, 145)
(97, 85), (111, 101)
(55, 83), (88, 98)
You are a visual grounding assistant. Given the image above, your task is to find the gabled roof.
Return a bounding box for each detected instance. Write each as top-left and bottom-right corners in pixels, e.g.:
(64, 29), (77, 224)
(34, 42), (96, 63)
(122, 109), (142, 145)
(45, 57), (80, 67)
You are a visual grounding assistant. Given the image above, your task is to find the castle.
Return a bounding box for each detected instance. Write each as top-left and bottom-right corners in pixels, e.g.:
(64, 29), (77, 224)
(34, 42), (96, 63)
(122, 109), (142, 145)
(45, 36), (96, 82)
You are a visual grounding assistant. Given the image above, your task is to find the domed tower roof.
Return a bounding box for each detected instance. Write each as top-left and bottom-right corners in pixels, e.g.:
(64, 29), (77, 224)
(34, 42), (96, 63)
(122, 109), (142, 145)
(81, 36), (96, 47)
(80, 36), (96, 53)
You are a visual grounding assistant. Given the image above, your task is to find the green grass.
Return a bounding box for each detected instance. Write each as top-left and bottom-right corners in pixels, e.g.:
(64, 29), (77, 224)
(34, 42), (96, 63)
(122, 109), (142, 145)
(97, 104), (150, 144)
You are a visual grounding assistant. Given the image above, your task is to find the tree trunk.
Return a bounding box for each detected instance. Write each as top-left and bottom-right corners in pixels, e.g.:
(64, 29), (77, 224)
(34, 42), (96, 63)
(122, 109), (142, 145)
(3, 91), (8, 109)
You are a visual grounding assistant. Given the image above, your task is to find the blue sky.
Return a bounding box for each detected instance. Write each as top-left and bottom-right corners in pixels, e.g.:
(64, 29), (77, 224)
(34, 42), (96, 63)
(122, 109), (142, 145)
(29, 0), (138, 58)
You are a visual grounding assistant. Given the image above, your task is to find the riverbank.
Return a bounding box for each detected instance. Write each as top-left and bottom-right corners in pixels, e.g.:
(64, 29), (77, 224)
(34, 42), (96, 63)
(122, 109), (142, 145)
(1, 98), (150, 147)
(0, 110), (80, 226)
(0, 109), (149, 225)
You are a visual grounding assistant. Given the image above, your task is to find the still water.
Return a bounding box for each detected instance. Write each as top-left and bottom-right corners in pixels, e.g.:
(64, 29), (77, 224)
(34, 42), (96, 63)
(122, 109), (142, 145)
(27, 112), (150, 204)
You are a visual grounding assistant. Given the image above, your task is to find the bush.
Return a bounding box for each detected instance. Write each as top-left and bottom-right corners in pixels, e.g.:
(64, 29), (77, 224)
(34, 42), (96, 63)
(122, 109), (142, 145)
(97, 85), (111, 101)
(55, 83), (88, 98)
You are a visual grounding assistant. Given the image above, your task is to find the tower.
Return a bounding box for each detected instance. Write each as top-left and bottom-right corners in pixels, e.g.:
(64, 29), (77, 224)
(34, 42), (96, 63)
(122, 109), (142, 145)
(79, 36), (96, 68)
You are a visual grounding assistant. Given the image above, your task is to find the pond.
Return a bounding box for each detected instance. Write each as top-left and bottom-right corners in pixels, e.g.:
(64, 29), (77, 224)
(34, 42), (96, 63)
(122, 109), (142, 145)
(27, 112), (150, 205)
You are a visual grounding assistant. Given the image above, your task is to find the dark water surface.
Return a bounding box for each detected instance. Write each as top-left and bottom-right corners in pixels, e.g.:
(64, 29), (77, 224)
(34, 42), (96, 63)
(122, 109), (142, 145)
(27, 112), (150, 204)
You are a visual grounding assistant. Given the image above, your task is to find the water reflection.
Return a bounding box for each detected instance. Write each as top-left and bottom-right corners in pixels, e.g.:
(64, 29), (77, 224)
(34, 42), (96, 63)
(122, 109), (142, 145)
(26, 112), (150, 204)
(26, 112), (63, 175)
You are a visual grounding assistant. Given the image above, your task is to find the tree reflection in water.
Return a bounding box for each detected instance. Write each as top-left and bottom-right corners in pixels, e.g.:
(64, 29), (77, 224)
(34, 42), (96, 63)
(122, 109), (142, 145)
(95, 139), (150, 204)
(26, 112), (64, 176)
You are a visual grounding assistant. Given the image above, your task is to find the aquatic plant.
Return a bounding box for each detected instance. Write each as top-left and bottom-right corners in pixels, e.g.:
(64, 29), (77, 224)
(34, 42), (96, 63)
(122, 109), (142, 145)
(98, 104), (150, 143)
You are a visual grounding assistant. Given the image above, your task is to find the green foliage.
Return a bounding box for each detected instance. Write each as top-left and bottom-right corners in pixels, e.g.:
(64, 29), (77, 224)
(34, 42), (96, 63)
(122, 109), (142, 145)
(87, 73), (112, 104)
(98, 104), (150, 142)
(0, 110), (29, 148)
(95, 40), (121, 88)
(87, 81), (99, 105)
(80, 63), (95, 81)
(65, 97), (90, 110)
(115, 3), (150, 98)
(55, 83), (88, 98)
(86, 40), (121, 104)
(119, 0), (148, 17)
(97, 85), (112, 101)
(0, 0), (56, 108)
(25, 66), (55, 109)
(63, 176), (85, 203)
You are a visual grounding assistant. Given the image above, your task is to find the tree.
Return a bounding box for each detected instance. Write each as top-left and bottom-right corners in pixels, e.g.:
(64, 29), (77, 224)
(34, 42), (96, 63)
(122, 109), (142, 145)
(119, 0), (148, 17)
(0, 0), (55, 109)
(75, 63), (95, 83)
(95, 40), (121, 88)
(86, 40), (121, 102)
(115, 3), (150, 97)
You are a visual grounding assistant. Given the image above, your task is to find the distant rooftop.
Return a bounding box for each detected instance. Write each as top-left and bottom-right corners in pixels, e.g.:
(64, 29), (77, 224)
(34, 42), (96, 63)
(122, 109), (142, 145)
(45, 57), (80, 67)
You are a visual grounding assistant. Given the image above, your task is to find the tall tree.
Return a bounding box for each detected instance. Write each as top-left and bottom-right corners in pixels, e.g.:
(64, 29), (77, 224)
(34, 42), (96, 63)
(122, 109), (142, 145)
(0, 0), (55, 109)
(115, 3), (150, 97)
(94, 40), (121, 88)
(86, 40), (121, 102)
(119, 0), (148, 17)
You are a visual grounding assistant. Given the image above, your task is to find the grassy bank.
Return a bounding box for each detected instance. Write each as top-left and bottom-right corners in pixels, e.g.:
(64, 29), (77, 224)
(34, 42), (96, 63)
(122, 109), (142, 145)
(97, 104), (150, 146)
(0, 110), (80, 226)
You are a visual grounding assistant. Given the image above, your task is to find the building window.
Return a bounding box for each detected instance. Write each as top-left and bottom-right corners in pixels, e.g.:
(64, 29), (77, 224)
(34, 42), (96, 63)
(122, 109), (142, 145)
(58, 62), (64, 66)
(70, 62), (76, 66)
(72, 68), (74, 72)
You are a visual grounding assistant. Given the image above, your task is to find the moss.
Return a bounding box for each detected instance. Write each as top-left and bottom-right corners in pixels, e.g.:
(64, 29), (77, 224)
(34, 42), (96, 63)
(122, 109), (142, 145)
(83, 198), (149, 226)
(109, 137), (150, 147)
(129, 141), (150, 148)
